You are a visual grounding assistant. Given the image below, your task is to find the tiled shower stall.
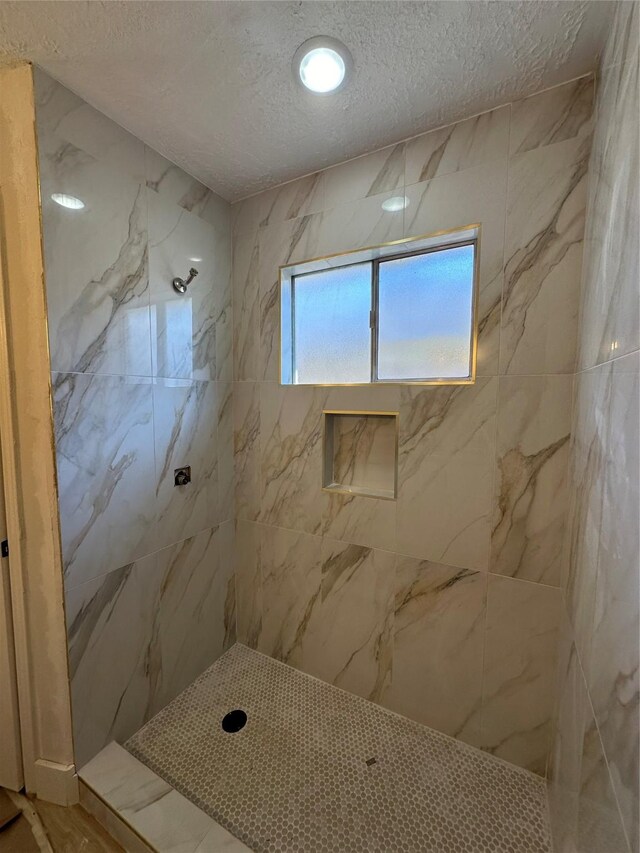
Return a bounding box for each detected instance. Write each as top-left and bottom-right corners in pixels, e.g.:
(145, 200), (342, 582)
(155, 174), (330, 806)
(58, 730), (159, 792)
(33, 3), (637, 849)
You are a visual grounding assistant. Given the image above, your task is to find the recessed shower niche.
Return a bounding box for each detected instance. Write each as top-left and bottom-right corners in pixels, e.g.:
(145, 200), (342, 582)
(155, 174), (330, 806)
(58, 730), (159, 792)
(322, 410), (398, 499)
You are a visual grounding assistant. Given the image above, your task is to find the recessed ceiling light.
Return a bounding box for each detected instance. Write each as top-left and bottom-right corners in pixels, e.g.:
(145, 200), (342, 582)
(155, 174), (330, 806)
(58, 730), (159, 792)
(189, 257), (203, 263)
(381, 196), (409, 213)
(293, 36), (352, 95)
(51, 193), (85, 210)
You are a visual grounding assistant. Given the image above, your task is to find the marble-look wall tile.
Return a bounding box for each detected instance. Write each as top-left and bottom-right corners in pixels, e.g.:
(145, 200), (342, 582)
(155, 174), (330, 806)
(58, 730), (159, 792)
(397, 378), (497, 570)
(550, 7), (640, 845)
(548, 636), (630, 853)
(66, 525), (233, 767)
(66, 553), (162, 768)
(148, 188), (224, 381)
(36, 69), (235, 770)
(578, 52), (639, 370)
(40, 160), (150, 378)
(509, 77), (594, 156)
(321, 491), (396, 553)
(231, 172), (325, 238)
(578, 708), (631, 853)
(601, 0), (639, 72)
(153, 524), (236, 713)
(54, 372), (156, 589)
(564, 364), (608, 671)
(481, 575), (561, 774)
(404, 105), (509, 185)
(234, 382), (261, 522)
(232, 232), (260, 382)
(257, 525), (322, 667)
(491, 375), (572, 586)
(548, 624), (584, 850)
(260, 385), (326, 536)
(303, 541), (394, 702)
(145, 146), (230, 229)
(404, 161), (507, 376)
(587, 352), (639, 848)
(384, 558), (485, 745)
(501, 134), (590, 375)
(153, 379), (219, 551)
(321, 143), (405, 210)
(217, 382), (234, 521)
(229, 74), (598, 778)
(34, 66), (146, 183)
(235, 520), (262, 647)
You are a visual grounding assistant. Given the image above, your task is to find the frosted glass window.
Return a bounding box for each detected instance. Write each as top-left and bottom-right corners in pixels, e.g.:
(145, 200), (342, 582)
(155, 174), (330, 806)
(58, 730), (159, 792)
(292, 263), (371, 384)
(377, 244), (475, 380)
(281, 234), (477, 385)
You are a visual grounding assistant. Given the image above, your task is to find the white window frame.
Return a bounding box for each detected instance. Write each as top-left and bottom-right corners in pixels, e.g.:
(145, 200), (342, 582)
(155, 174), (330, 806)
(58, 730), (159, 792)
(279, 225), (481, 387)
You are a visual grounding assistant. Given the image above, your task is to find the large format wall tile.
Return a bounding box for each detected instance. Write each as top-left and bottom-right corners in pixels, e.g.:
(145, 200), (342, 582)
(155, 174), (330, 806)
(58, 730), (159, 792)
(404, 161), (507, 376)
(551, 7), (639, 843)
(260, 385), (326, 535)
(217, 381), (234, 520)
(145, 146), (230, 228)
(153, 378), (219, 551)
(404, 105), (509, 185)
(321, 491), (396, 553)
(549, 637), (629, 853)
(66, 525), (232, 768)
(491, 375), (572, 586)
(232, 233), (260, 382)
(384, 557), (485, 745)
(257, 525), (322, 666)
(501, 134), (590, 375)
(564, 364), (608, 671)
(152, 524), (236, 713)
(578, 53), (639, 370)
(54, 372), (156, 589)
(481, 575), (561, 774)
(148, 188), (224, 381)
(66, 553), (162, 768)
(34, 67), (146, 183)
(320, 143), (405, 210)
(36, 69), (234, 770)
(397, 378), (497, 570)
(235, 519), (262, 647)
(40, 159), (150, 378)
(230, 76), (596, 777)
(303, 540), (395, 702)
(234, 382), (261, 521)
(509, 77), (594, 156)
(587, 353), (639, 848)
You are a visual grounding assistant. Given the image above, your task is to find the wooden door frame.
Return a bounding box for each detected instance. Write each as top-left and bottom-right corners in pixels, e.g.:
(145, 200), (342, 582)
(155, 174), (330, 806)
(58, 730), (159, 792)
(0, 63), (77, 805)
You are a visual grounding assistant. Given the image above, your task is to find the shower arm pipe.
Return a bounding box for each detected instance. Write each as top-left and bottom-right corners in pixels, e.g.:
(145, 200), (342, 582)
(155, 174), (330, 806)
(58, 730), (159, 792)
(173, 267), (199, 294)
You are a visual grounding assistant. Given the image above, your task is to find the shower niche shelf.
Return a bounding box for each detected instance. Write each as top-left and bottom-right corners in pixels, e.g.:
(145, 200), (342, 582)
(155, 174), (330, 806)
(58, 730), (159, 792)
(322, 410), (398, 500)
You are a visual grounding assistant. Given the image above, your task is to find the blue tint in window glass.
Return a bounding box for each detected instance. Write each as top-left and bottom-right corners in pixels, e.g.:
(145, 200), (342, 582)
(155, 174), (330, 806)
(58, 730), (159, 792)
(377, 244), (475, 380)
(293, 263), (372, 384)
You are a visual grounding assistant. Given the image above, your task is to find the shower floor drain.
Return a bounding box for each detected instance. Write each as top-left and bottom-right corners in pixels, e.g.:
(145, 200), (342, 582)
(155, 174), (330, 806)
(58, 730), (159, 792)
(222, 709), (247, 732)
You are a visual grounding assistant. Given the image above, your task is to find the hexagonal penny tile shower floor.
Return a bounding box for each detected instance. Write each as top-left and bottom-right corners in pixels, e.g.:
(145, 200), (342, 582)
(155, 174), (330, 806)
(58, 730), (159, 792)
(126, 644), (552, 853)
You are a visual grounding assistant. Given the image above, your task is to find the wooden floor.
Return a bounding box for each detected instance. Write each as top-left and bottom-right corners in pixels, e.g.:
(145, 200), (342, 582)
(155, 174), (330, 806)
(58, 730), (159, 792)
(0, 788), (123, 852)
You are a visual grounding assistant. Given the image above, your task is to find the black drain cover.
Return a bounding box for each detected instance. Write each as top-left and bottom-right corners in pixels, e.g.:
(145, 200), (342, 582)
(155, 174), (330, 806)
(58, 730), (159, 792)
(222, 709), (247, 733)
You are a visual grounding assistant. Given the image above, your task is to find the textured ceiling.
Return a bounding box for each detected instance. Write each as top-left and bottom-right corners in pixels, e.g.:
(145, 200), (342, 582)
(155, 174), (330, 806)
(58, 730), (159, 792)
(0, 1), (614, 201)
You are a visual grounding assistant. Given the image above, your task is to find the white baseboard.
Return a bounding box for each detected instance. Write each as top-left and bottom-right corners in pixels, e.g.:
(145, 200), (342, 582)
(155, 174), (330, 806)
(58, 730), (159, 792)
(33, 758), (78, 805)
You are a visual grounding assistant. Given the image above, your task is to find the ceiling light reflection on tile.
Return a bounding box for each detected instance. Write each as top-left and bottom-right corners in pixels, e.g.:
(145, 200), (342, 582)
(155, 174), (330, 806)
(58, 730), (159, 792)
(51, 193), (85, 210)
(382, 196), (409, 213)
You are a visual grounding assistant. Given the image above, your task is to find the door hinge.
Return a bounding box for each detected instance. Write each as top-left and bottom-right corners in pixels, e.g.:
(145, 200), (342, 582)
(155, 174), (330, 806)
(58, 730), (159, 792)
(1, 540), (8, 558)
